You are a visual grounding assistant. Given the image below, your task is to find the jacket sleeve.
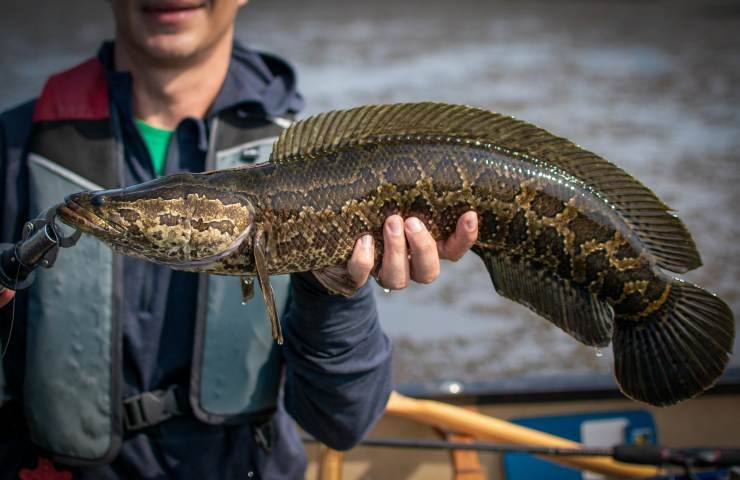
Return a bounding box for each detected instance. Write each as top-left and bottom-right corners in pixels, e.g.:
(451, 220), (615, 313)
(281, 271), (392, 451)
(0, 100), (35, 404)
(0, 100), (34, 243)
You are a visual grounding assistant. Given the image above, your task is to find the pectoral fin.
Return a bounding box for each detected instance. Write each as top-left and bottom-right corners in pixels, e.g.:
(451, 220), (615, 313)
(254, 227), (283, 345)
(313, 265), (359, 297)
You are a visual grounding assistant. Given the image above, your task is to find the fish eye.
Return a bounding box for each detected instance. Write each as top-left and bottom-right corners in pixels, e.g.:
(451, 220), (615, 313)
(90, 194), (106, 207)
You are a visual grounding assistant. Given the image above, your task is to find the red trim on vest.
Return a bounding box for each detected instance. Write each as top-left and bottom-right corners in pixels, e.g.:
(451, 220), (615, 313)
(32, 58), (109, 122)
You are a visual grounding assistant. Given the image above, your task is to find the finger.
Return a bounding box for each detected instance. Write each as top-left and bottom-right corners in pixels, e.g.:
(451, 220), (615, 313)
(0, 288), (15, 309)
(405, 217), (439, 284)
(347, 235), (375, 287)
(378, 215), (409, 290)
(438, 211), (478, 261)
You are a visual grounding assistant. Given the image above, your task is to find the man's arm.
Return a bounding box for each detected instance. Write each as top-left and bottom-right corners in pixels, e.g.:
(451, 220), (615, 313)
(282, 272), (391, 451)
(282, 213), (478, 450)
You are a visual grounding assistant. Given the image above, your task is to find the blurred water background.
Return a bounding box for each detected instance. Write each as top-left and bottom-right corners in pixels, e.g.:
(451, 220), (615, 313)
(1, 0), (738, 385)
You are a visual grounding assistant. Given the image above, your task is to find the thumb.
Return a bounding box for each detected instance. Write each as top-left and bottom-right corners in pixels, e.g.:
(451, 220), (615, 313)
(347, 235), (376, 287)
(0, 287), (15, 309)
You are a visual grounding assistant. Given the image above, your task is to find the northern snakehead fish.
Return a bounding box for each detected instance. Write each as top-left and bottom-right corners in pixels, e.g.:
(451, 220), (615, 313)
(57, 102), (735, 407)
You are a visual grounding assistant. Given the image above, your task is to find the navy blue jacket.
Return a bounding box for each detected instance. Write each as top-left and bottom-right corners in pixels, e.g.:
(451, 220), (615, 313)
(0, 42), (392, 479)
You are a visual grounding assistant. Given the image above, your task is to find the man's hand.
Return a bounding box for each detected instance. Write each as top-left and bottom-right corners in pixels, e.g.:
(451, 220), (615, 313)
(347, 211), (478, 289)
(0, 287), (14, 308)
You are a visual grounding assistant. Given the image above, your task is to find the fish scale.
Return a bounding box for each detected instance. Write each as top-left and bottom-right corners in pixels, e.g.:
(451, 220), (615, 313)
(57, 102), (734, 407)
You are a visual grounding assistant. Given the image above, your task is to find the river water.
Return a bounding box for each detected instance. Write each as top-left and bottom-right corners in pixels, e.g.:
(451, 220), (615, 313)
(1, 0), (738, 385)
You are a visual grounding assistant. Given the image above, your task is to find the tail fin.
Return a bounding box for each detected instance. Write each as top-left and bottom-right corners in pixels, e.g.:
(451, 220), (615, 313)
(613, 279), (734, 406)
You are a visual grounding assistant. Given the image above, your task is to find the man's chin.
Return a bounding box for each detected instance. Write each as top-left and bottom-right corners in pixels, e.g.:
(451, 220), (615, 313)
(140, 32), (206, 62)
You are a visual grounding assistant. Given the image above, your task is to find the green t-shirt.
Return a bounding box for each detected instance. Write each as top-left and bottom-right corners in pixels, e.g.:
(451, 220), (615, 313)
(135, 119), (173, 177)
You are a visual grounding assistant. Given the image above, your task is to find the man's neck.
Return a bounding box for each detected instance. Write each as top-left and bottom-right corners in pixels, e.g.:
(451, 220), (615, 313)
(114, 35), (233, 130)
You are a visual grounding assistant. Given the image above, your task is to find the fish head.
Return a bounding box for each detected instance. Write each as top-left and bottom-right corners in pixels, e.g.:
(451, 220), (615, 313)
(56, 173), (255, 267)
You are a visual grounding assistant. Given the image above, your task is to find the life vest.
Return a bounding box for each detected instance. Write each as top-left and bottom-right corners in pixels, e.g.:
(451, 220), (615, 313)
(22, 58), (290, 465)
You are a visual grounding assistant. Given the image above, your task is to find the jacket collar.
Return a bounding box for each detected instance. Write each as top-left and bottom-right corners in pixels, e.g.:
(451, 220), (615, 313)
(97, 40), (303, 122)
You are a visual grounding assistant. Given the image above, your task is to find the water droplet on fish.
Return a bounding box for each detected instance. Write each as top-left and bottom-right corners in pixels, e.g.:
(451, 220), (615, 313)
(594, 347), (603, 358)
(383, 288), (391, 294)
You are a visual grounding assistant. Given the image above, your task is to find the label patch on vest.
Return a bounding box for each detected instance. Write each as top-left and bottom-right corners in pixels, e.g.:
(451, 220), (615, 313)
(18, 458), (72, 480)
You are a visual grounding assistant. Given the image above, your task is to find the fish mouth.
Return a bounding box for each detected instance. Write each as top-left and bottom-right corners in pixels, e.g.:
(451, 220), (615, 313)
(56, 196), (123, 237)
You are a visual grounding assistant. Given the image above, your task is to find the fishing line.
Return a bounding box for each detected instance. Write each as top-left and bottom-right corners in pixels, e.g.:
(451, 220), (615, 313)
(1, 261), (20, 358)
(0, 208), (82, 359)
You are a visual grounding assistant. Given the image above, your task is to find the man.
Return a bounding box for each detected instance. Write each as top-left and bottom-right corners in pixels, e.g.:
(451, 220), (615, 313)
(0, 0), (478, 478)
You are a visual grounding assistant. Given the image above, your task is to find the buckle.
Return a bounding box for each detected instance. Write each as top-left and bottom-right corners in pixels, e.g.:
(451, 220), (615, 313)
(123, 385), (184, 432)
(240, 147), (260, 163)
(252, 416), (274, 454)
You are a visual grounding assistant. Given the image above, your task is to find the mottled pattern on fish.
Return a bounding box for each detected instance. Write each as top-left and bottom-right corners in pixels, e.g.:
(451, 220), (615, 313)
(104, 195), (251, 260)
(57, 102), (734, 407)
(204, 140), (664, 319)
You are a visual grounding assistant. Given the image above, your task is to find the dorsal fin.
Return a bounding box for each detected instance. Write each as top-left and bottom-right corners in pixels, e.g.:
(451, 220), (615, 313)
(271, 102), (701, 273)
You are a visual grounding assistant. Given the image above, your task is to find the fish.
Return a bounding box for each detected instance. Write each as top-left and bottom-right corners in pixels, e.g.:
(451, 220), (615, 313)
(56, 102), (735, 407)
